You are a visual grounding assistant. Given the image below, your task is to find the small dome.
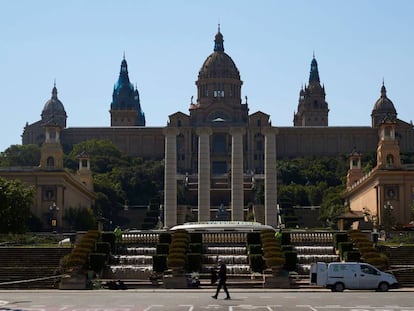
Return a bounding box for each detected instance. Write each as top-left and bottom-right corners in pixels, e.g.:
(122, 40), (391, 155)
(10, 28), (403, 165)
(198, 29), (240, 80)
(372, 84), (396, 115)
(42, 85), (66, 115)
(41, 84), (67, 128)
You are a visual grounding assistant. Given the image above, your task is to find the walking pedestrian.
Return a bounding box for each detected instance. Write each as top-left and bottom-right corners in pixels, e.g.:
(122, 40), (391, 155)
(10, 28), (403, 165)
(212, 259), (231, 300)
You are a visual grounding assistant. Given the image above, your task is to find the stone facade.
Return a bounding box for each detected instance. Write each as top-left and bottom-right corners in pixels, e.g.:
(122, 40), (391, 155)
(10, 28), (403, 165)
(19, 27), (414, 228)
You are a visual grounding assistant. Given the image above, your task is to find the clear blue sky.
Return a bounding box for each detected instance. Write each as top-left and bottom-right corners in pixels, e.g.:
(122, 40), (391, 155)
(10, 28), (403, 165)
(1, 0), (414, 152)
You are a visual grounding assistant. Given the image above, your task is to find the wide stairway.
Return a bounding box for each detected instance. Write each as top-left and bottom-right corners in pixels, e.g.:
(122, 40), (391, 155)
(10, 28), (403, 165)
(200, 232), (262, 288)
(0, 247), (71, 289)
(101, 232), (159, 287)
(380, 245), (414, 287)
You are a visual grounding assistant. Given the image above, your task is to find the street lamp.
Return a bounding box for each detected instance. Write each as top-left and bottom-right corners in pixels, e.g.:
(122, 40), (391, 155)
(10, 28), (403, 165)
(49, 202), (59, 231)
(383, 201), (394, 239)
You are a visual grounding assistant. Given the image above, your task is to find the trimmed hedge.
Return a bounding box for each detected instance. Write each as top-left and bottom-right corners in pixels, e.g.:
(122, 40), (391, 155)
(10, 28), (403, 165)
(188, 243), (202, 254)
(156, 243), (170, 255)
(249, 254), (265, 272)
(248, 244), (263, 255)
(247, 232), (261, 245)
(189, 232), (202, 244)
(153, 254), (167, 272)
(186, 253), (202, 272)
(283, 251), (297, 271)
(159, 232), (172, 244)
(89, 253), (107, 273)
(101, 232), (116, 252)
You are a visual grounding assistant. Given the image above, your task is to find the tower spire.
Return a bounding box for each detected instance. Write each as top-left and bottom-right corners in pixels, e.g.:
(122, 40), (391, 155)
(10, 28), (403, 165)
(309, 55), (320, 84)
(214, 25), (224, 52)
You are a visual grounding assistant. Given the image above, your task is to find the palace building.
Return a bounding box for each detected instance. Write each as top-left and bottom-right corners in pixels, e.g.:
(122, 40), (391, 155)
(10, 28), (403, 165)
(21, 27), (414, 228)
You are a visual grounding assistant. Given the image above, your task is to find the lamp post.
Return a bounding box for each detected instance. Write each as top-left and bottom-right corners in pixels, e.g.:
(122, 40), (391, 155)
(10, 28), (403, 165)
(383, 201), (394, 239)
(49, 202), (59, 232)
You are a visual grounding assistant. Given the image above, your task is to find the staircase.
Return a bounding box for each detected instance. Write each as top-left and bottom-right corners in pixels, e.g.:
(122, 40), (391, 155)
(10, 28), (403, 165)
(0, 247), (71, 289)
(379, 245), (414, 287)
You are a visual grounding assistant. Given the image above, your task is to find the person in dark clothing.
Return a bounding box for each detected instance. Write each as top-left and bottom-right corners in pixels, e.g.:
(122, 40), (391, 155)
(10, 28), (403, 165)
(212, 260), (231, 300)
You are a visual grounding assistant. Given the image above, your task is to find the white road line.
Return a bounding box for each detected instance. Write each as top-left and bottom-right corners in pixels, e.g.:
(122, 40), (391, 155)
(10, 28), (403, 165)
(0, 300), (9, 307)
(296, 305), (318, 311)
(143, 305), (164, 311)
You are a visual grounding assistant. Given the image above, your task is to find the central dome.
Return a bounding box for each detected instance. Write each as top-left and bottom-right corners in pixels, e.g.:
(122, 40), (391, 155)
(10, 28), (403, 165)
(198, 29), (240, 80)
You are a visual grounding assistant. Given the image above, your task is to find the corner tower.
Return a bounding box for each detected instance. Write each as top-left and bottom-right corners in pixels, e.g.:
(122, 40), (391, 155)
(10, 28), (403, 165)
(110, 57), (146, 126)
(294, 56), (329, 126)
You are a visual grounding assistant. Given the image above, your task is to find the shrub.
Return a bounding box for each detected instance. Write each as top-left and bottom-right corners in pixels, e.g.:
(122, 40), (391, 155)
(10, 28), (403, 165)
(248, 244), (263, 255)
(188, 243), (202, 254)
(249, 254), (265, 272)
(156, 243), (170, 255)
(186, 253), (202, 272)
(89, 253), (107, 273)
(159, 232), (172, 244)
(167, 256), (185, 269)
(280, 232), (291, 245)
(343, 251), (361, 262)
(265, 257), (285, 268)
(95, 242), (111, 255)
(101, 232), (116, 252)
(247, 232), (261, 245)
(189, 232), (202, 244)
(334, 232), (348, 248)
(338, 242), (354, 259)
(153, 254), (167, 272)
(283, 251), (297, 271)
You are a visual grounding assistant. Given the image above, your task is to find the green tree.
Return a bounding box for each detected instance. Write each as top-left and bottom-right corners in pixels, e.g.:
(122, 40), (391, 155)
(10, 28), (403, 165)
(0, 177), (34, 233)
(63, 206), (96, 231)
(0, 144), (41, 167)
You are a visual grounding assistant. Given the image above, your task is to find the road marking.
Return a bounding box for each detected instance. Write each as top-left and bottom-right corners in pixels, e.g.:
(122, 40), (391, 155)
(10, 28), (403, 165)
(296, 305), (318, 311)
(0, 301), (9, 307)
(143, 305), (164, 311)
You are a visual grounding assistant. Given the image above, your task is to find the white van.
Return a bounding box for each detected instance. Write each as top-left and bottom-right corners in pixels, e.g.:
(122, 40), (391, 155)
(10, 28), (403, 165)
(310, 262), (398, 292)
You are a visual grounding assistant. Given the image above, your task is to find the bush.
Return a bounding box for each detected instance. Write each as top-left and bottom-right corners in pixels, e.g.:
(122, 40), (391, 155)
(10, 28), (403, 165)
(248, 244), (263, 255)
(338, 242), (354, 259)
(89, 253), (107, 273)
(334, 232), (348, 248)
(188, 243), (202, 254)
(281, 232), (291, 245)
(156, 243), (170, 255)
(343, 251), (361, 262)
(167, 257), (185, 269)
(101, 232), (116, 252)
(265, 257), (285, 268)
(95, 242), (111, 255)
(249, 254), (265, 272)
(186, 253), (202, 272)
(281, 245), (293, 252)
(283, 251), (297, 271)
(247, 232), (261, 245)
(153, 254), (167, 272)
(189, 232), (202, 244)
(159, 232), (172, 244)
(170, 241), (188, 250)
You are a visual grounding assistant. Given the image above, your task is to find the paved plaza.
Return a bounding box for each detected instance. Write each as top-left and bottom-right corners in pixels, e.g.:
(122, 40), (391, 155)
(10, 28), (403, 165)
(1, 289), (414, 311)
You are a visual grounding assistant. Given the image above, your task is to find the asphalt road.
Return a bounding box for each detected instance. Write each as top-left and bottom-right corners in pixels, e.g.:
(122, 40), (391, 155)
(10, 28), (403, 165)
(1, 289), (414, 311)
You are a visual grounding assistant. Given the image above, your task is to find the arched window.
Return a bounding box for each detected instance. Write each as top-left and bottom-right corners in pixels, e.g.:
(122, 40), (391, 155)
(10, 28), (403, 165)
(47, 156), (55, 168)
(386, 154), (394, 165)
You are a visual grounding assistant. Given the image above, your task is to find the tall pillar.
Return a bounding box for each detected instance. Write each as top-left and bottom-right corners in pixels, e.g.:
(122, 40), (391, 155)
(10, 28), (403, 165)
(163, 127), (179, 228)
(230, 127), (245, 221)
(264, 127), (278, 227)
(197, 127), (212, 222)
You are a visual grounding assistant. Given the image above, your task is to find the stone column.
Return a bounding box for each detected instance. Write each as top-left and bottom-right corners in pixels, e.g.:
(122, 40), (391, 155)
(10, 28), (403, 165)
(264, 127), (279, 227)
(163, 127), (179, 228)
(230, 127), (245, 221)
(196, 127), (212, 222)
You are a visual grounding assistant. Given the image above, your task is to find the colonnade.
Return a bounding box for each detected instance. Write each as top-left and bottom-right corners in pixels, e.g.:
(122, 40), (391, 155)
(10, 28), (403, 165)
(163, 126), (278, 228)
